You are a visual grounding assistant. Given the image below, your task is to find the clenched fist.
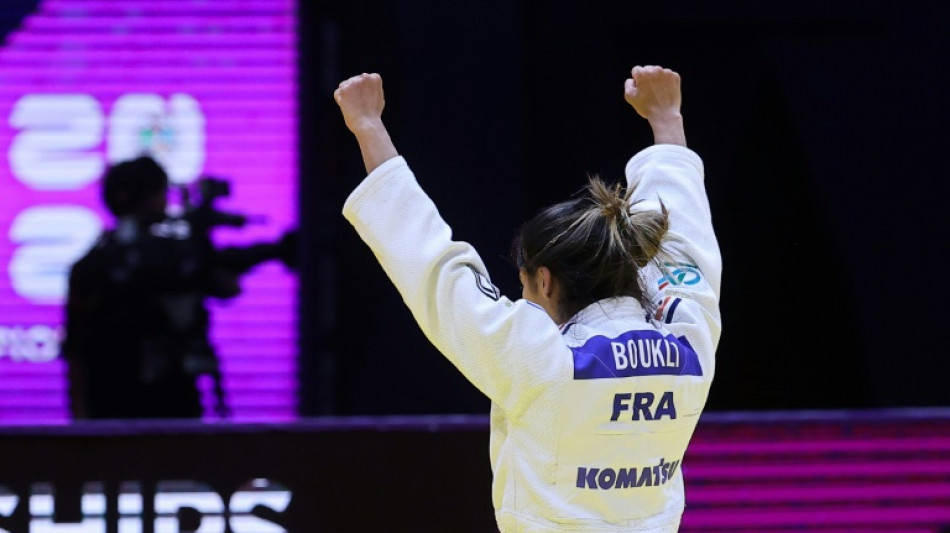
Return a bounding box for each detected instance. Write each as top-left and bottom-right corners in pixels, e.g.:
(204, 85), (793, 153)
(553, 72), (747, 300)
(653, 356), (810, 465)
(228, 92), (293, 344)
(624, 65), (682, 122)
(334, 72), (386, 135)
(623, 65), (686, 146)
(333, 72), (398, 173)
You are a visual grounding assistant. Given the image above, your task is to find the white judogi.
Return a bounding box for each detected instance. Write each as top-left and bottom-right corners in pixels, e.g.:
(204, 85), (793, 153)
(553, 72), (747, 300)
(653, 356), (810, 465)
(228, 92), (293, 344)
(343, 144), (721, 532)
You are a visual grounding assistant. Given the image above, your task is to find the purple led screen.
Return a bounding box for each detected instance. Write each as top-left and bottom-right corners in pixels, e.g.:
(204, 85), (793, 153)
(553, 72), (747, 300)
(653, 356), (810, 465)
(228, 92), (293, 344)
(0, 0), (298, 423)
(678, 414), (950, 531)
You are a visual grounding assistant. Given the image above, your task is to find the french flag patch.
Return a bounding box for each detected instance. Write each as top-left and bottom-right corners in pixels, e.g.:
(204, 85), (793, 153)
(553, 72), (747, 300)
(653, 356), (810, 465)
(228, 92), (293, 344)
(653, 296), (682, 324)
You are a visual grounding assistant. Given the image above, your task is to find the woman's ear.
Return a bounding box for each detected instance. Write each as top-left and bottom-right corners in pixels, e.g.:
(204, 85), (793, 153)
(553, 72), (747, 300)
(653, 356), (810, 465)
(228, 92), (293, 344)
(538, 266), (556, 299)
(535, 266), (564, 324)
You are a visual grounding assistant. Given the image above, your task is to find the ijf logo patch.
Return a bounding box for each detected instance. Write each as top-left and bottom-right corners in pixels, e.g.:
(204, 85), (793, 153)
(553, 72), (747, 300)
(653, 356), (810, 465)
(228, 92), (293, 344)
(657, 262), (702, 290)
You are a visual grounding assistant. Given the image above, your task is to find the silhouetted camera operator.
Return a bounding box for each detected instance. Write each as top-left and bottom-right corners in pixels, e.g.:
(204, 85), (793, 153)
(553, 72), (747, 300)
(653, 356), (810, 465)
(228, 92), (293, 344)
(62, 155), (297, 420)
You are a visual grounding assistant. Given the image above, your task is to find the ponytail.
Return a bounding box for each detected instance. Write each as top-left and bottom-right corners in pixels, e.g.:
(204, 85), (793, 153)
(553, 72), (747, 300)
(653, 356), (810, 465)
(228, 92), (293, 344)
(512, 176), (669, 321)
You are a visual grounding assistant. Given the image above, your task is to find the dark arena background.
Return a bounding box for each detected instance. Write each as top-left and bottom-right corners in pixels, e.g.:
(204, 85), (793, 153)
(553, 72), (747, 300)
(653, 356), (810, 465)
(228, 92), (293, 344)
(2, 0), (950, 531)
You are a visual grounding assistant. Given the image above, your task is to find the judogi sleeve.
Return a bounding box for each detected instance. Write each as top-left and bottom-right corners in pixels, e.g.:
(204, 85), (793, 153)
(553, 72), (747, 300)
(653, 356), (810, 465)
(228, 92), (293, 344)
(625, 145), (722, 377)
(342, 156), (569, 415)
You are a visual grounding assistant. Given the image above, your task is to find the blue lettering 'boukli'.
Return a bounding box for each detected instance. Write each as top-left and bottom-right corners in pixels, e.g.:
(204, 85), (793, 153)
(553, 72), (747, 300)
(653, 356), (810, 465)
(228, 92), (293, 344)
(572, 331), (702, 379)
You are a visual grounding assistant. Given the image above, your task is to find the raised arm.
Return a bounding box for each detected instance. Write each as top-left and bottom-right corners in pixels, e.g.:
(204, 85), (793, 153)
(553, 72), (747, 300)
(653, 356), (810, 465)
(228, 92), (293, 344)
(624, 65), (687, 147)
(623, 65), (721, 372)
(334, 73), (399, 174)
(336, 72), (569, 415)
